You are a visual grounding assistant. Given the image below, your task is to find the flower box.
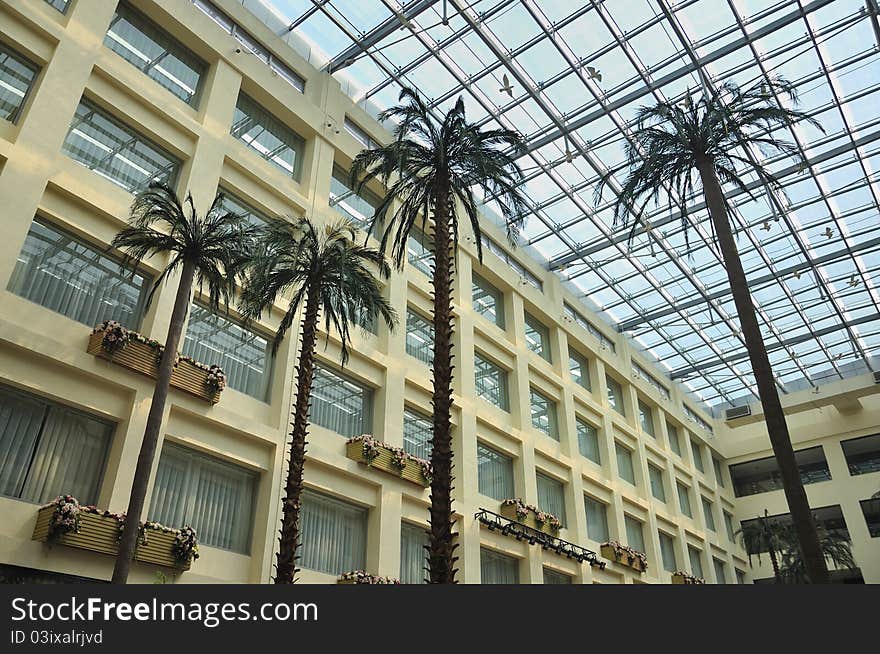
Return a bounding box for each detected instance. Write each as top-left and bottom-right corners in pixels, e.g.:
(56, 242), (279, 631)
(32, 501), (195, 571)
(601, 542), (647, 573)
(337, 571), (400, 584)
(345, 436), (431, 487)
(499, 499), (562, 534)
(87, 323), (221, 404)
(672, 571), (705, 585)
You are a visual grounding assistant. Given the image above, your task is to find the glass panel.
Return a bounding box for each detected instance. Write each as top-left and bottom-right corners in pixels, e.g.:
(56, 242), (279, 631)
(105, 2), (206, 105)
(713, 457), (726, 487)
(149, 442), (256, 553)
(310, 365), (372, 437)
(841, 434), (880, 475)
(677, 482), (692, 517)
(480, 548), (518, 584)
(713, 558), (727, 584)
(0, 43), (38, 123)
(299, 488), (367, 575)
(182, 304), (270, 400)
(8, 219), (148, 328)
(667, 424), (682, 456)
(231, 93), (304, 180)
(216, 188), (272, 227)
(62, 98), (180, 191)
(691, 439), (704, 473)
(729, 446), (832, 497)
(584, 495), (609, 542)
(400, 522), (427, 584)
(724, 511), (736, 541)
(659, 531), (676, 572)
(569, 350), (591, 390)
(474, 353), (509, 411)
(330, 164), (380, 232)
(536, 472), (565, 524)
(405, 309), (433, 365)
(625, 515), (645, 553)
(472, 273), (505, 328)
(402, 408), (431, 460)
(576, 419), (600, 464)
(530, 388), (558, 440)
(524, 312), (551, 362)
(648, 464), (666, 502)
(542, 568), (571, 584)
(638, 400), (655, 437)
(43, 0), (70, 12)
(406, 230), (434, 275)
(702, 497), (716, 531)
(606, 377), (625, 416)
(477, 443), (513, 500)
(860, 498), (880, 538)
(616, 442), (635, 485)
(688, 546), (704, 579)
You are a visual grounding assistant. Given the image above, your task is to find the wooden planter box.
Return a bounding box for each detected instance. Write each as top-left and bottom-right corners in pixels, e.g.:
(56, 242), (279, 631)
(345, 439), (430, 487)
(87, 331), (220, 404)
(32, 505), (191, 571)
(601, 544), (647, 573)
(499, 503), (559, 535)
(672, 572), (705, 585)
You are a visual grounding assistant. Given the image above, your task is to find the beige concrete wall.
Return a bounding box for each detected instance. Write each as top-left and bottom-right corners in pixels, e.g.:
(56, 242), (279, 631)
(0, 0), (758, 584)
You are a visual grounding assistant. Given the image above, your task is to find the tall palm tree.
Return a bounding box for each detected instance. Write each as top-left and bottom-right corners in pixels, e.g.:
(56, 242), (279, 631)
(736, 509), (786, 583)
(351, 88), (528, 583)
(777, 521), (856, 583)
(110, 181), (256, 584)
(598, 78), (829, 583)
(240, 216), (396, 584)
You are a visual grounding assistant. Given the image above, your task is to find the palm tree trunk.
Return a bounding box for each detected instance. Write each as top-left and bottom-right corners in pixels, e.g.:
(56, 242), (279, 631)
(427, 182), (457, 583)
(696, 160), (829, 584)
(274, 287), (320, 584)
(112, 259), (196, 584)
(769, 546), (782, 583)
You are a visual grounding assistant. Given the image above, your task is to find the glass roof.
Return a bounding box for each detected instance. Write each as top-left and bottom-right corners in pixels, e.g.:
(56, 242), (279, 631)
(245, 0), (880, 410)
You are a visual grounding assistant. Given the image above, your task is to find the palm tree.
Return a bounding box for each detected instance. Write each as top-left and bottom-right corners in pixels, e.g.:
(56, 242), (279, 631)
(351, 88), (528, 583)
(777, 521), (856, 583)
(110, 181), (256, 584)
(736, 509), (786, 583)
(240, 216), (396, 584)
(597, 78), (829, 583)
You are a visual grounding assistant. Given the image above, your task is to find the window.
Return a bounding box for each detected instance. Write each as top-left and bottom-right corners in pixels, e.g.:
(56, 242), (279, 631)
(576, 419), (600, 464)
(0, 385), (112, 505)
(691, 439), (704, 473)
(606, 377), (625, 416)
(405, 309), (433, 365)
(9, 218), (148, 327)
(524, 312), (551, 361)
(407, 229), (434, 276)
(477, 443), (513, 500)
(841, 433), (880, 476)
(182, 304), (270, 400)
(860, 498), (880, 537)
(150, 442), (256, 553)
(400, 522), (427, 584)
(729, 446), (832, 497)
(536, 472), (566, 524)
(474, 353), (509, 411)
(648, 464), (666, 502)
(638, 400), (655, 437)
(330, 164), (380, 232)
(624, 515), (645, 553)
(740, 506), (851, 553)
(563, 302), (615, 352)
(583, 495), (609, 543)
(713, 558), (727, 584)
(299, 489), (367, 575)
(658, 531), (676, 572)
(0, 43), (38, 123)
(688, 545), (704, 578)
(63, 98), (180, 192)
(343, 116), (379, 149)
(724, 510), (736, 541)
(615, 442), (635, 485)
(472, 273), (505, 328)
(735, 569), (746, 584)
(403, 408), (432, 461)
(480, 548), (518, 584)
(569, 350), (591, 391)
(632, 362), (670, 400)
(481, 234), (542, 291)
(231, 93), (305, 180)
(667, 423), (682, 456)
(713, 457), (726, 488)
(310, 365), (372, 437)
(542, 568), (571, 584)
(44, 0), (69, 13)
(216, 188), (272, 227)
(702, 497), (716, 531)
(530, 388), (558, 440)
(105, 3), (206, 106)
(677, 482), (693, 517)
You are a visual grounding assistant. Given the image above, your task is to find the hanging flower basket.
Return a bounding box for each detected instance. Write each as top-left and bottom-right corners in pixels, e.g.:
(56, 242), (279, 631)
(88, 321), (222, 404)
(671, 571), (705, 585)
(337, 571), (400, 584)
(499, 499), (562, 534)
(600, 541), (648, 573)
(32, 496), (198, 570)
(345, 435), (432, 487)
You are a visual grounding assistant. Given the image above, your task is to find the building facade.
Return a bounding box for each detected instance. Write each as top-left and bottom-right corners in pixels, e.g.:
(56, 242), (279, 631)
(0, 0), (874, 584)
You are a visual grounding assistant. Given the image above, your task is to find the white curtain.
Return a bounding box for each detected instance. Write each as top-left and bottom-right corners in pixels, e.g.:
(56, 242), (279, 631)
(310, 366), (372, 437)
(577, 419), (600, 463)
(625, 516), (645, 552)
(149, 443), (256, 553)
(688, 546), (704, 578)
(584, 496), (609, 542)
(399, 522), (427, 584)
(543, 568), (571, 584)
(480, 548), (518, 584)
(0, 391), (45, 498)
(299, 489), (367, 575)
(536, 473), (566, 524)
(659, 532), (677, 572)
(477, 443), (513, 500)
